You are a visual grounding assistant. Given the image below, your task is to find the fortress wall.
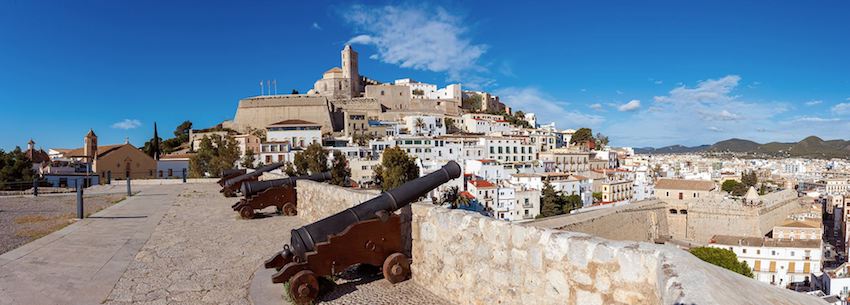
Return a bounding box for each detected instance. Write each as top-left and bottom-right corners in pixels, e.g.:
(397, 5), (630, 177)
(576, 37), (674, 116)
(296, 180), (379, 223)
(681, 204), (759, 242)
(758, 193), (807, 235)
(529, 200), (669, 243)
(231, 95), (334, 133)
(410, 203), (827, 305)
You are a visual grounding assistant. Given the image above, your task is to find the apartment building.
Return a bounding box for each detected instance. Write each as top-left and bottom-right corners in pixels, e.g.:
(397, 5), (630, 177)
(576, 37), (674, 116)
(266, 119), (322, 148)
(479, 137), (536, 164)
(538, 148), (591, 175)
(709, 235), (822, 287)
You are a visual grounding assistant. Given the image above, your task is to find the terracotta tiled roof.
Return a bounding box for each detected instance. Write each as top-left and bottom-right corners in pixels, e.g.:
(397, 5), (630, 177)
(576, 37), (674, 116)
(469, 180), (496, 188)
(324, 67), (342, 74)
(460, 191), (475, 199)
(58, 144), (125, 158)
(777, 219), (821, 229)
(655, 179), (716, 191)
(268, 119), (319, 126)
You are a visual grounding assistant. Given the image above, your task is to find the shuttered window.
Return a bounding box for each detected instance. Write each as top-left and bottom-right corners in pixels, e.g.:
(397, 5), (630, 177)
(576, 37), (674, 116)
(788, 262), (795, 273)
(769, 261), (776, 272)
(804, 262), (810, 273)
(753, 260), (761, 271)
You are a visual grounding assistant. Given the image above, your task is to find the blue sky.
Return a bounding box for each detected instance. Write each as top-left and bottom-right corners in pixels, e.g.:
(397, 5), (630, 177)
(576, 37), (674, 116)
(1, 1), (849, 150)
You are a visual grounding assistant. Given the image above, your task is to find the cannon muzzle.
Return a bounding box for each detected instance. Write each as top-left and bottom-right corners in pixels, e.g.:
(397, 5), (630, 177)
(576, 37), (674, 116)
(288, 160), (461, 260)
(222, 168), (247, 178)
(241, 171), (332, 197)
(223, 162), (286, 188)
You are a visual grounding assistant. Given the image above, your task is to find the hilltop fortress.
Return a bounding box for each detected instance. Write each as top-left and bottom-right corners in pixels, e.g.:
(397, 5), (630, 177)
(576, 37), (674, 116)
(224, 45), (462, 134)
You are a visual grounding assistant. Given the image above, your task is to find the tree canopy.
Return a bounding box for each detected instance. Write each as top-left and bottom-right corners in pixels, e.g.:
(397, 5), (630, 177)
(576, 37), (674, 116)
(0, 147), (34, 190)
(440, 186), (470, 209)
(741, 171), (758, 188)
(188, 135), (240, 178)
(240, 148), (256, 169)
(689, 247), (754, 278)
(570, 128), (594, 146)
(143, 120), (192, 156)
(330, 150), (350, 186)
(374, 146), (419, 191)
(539, 181), (562, 218)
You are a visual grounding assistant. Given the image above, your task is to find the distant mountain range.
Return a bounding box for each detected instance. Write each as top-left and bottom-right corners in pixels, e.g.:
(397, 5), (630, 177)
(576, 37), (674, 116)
(635, 136), (850, 159)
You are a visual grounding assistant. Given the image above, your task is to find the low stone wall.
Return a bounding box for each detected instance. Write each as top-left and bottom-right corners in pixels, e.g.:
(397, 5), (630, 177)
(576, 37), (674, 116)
(111, 178), (219, 185)
(296, 180), (380, 223)
(410, 203), (826, 305)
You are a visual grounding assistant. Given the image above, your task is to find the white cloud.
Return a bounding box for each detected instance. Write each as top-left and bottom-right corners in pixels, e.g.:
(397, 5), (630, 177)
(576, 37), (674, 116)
(833, 103), (850, 115)
(605, 75), (791, 147)
(792, 116), (840, 123)
(617, 100), (641, 112)
(494, 87), (604, 128)
(343, 5), (487, 82)
(805, 100), (822, 106)
(311, 22), (322, 30)
(589, 103), (603, 111)
(654, 80), (663, 85)
(616, 90), (624, 95)
(112, 119), (141, 130)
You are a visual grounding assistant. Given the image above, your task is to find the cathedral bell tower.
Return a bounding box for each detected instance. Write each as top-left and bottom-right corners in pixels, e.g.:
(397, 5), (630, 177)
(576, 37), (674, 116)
(341, 45), (360, 97)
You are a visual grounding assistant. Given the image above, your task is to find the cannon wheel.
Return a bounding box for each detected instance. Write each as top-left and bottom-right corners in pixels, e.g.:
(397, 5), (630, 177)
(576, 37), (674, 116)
(239, 206), (255, 219)
(289, 270), (319, 305)
(283, 202), (297, 216)
(382, 252), (410, 284)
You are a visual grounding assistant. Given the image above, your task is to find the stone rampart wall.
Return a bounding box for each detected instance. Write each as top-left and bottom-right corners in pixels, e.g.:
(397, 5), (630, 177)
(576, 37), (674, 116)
(296, 180), (379, 223)
(529, 200), (669, 242)
(231, 95), (334, 133)
(410, 203), (826, 305)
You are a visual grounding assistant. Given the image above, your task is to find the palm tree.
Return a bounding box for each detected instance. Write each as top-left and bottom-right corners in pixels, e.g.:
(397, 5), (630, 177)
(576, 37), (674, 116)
(415, 118), (426, 136)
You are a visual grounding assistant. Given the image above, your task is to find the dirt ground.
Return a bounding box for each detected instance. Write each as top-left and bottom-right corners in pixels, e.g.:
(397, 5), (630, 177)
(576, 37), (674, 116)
(0, 193), (125, 254)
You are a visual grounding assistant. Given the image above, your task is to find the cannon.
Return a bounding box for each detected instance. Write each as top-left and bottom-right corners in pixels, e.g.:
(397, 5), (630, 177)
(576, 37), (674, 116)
(220, 162), (285, 197)
(264, 161), (461, 304)
(217, 169), (247, 187)
(231, 171), (332, 219)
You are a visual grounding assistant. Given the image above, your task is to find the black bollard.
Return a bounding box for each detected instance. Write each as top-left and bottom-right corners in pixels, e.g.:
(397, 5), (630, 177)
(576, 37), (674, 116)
(76, 179), (84, 219)
(107, 171), (112, 185)
(126, 171), (132, 196)
(33, 178), (38, 197)
(182, 168), (187, 183)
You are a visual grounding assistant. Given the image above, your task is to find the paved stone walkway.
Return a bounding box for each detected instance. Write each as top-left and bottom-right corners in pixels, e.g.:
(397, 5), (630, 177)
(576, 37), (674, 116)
(0, 184), (183, 305)
(103, 184), (302, 305)
(0, 183), (451, 305)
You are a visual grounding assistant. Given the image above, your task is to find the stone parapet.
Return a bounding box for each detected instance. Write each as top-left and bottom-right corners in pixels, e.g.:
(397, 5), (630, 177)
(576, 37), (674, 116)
(410, 202), (826, 305)
(296, 180), (379, 223)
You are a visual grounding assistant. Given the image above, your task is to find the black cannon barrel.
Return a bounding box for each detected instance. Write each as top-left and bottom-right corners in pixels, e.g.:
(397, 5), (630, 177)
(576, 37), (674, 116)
(288, 160), (461, 260)
(223, 162), (286, 188)
(222, 168), (247, 178)
(241, 171), (332, 197)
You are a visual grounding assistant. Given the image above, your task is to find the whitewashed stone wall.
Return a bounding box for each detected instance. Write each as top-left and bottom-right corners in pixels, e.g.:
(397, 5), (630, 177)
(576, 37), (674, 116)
(410, 203), (826, 305)
(296, 180), (379, 223)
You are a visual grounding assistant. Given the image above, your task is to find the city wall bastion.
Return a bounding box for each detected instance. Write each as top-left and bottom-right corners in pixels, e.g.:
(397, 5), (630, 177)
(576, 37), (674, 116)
(294, 182), (825, 305)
